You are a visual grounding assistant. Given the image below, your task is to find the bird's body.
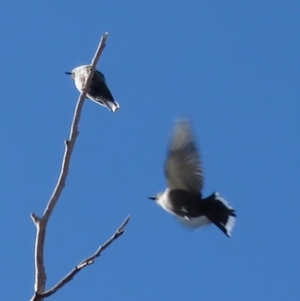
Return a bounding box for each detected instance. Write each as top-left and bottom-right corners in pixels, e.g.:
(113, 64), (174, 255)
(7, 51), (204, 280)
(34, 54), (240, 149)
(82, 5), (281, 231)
(66, 65), (119, 112)
(149, 121), (236, 237)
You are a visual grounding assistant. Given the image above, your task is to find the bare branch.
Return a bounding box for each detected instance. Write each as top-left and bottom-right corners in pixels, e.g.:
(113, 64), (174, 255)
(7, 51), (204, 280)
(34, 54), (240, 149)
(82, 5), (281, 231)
(30, 32), (117, 301)
(34, 216), (130, 299)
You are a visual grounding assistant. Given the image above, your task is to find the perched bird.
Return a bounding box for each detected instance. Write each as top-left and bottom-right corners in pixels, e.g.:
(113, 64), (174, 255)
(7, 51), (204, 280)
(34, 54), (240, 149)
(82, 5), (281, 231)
(149, 120), (236, 237)
(65, 65), (119, 112)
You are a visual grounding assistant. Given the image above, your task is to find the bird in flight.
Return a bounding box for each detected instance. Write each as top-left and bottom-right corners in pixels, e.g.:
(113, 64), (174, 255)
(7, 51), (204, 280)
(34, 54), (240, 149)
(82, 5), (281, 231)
(149, 120), (236, 237)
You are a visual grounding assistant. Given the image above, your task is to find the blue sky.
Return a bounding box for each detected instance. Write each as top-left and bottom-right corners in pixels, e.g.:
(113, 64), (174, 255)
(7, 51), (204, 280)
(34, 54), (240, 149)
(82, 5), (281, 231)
(1, 1), (299, 300)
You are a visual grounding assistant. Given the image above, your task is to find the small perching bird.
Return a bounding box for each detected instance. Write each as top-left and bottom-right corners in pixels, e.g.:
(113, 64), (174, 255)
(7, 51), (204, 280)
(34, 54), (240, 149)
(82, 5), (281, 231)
(65, 65), (119, 112)
(149, 120), (236, 237)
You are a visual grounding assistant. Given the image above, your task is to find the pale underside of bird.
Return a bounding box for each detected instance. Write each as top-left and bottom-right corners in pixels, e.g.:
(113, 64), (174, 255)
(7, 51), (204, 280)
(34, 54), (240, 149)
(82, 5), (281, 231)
(149, 120), (236, 237)
(65, 65), (119, 112)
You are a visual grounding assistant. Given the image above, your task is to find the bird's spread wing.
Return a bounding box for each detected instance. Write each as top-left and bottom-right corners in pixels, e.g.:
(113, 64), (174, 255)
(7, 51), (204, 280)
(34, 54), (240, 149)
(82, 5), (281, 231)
(164, 120), (203, 193)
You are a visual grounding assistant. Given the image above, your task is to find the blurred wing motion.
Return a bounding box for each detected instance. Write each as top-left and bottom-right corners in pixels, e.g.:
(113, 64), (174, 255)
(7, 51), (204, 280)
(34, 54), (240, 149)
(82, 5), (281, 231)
(164, 120), (203, 194)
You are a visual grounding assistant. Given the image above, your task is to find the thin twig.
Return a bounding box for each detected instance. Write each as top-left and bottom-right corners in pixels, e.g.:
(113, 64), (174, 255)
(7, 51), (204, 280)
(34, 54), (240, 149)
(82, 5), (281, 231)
(35, 216), (130, 299)
(30, 32), (110, 301)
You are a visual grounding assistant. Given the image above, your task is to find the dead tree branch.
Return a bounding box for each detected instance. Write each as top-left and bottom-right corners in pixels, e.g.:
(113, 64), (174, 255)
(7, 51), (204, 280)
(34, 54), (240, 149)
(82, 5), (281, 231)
(35, 215), (130, 299)
(29, 32), (130, 301)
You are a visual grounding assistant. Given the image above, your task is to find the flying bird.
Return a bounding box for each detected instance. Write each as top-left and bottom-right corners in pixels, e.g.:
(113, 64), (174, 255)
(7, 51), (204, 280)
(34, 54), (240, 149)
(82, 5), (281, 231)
(65, 65), (119, 112)
(149, 120), (236, 237)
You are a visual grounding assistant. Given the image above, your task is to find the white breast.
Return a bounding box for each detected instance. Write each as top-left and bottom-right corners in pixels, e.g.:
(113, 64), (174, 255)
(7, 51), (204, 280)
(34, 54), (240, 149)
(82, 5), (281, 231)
(156, 189), (176, 216)
(74, 69), (88, 91)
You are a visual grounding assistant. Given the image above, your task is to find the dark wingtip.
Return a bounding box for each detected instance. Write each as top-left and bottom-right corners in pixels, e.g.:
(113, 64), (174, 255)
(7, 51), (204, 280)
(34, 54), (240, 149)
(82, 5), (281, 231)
(65, 71), (72, 75)
(148, 197), (156, 200)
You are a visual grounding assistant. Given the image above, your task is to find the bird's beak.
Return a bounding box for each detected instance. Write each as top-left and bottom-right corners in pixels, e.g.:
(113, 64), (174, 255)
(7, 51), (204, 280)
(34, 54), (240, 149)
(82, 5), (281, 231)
(65, 72), (72, 75)
(148, 196), (156, 201)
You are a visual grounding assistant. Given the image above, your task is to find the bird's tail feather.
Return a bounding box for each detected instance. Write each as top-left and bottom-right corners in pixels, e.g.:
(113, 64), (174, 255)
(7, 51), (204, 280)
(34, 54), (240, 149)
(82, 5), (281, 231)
(107, 101), (120, 112)
(204, 192), (236, 237)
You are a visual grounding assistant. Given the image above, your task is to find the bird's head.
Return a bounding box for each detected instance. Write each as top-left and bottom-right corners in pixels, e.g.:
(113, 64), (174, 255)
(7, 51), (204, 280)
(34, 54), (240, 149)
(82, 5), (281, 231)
(65, 65), (91, 80)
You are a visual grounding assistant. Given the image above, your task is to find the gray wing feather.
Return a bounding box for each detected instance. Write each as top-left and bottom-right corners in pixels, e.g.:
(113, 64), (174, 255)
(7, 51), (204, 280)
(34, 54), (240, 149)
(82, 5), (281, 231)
(164, 120), (203, 193)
